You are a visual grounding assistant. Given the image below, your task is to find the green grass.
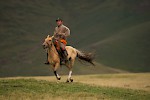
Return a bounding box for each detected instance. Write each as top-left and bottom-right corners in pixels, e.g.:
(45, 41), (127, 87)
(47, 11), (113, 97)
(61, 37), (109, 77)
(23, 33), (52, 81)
(0, 79), (149, 100)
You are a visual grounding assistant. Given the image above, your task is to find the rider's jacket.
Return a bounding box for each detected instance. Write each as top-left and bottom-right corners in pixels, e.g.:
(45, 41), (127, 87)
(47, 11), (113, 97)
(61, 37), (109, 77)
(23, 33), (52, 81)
(53, 24), (70, 40)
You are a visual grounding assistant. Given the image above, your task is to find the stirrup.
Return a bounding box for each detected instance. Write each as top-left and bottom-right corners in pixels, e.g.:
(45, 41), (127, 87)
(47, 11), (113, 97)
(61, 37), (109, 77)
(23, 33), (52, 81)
(60, 60), (65, 65)
(44, 61), (50, 65)
(60, 59), (68, 65)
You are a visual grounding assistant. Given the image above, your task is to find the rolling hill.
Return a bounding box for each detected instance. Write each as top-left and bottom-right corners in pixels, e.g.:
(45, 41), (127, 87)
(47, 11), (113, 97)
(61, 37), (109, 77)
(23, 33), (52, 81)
(0, 0), (150, 77)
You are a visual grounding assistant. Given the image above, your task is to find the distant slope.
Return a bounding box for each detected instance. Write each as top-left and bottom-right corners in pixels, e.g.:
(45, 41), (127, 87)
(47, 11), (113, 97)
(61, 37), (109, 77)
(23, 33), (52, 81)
(87, 21), (150, 72)
(0, 0), (150, 77)
(70, 0), (150, 72)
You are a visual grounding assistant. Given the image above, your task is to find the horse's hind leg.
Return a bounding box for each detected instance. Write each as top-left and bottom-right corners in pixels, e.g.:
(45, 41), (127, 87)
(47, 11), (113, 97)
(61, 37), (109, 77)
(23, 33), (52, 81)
(66, 59), (75, 82)
(66, 70), (73, 83)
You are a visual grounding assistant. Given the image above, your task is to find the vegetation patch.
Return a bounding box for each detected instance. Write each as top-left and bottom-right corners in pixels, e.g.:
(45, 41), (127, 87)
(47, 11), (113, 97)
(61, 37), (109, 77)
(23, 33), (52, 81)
(0, 79), (149, 100)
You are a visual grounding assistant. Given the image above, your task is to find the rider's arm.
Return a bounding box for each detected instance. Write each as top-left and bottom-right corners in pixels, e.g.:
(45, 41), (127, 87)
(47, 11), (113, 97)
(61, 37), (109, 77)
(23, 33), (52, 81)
(62, 27), (70, 37)
(65, 27), (70, 36)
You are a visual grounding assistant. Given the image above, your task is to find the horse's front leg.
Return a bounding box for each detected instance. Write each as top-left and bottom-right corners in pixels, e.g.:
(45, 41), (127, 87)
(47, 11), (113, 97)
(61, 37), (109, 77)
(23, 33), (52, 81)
(54, 71), (61, 80)
(53, 63), (61, 81)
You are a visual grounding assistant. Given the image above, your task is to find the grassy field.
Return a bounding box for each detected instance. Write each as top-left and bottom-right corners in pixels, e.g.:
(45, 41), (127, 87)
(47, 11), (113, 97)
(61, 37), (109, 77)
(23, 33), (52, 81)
(0, 73), (150, 100)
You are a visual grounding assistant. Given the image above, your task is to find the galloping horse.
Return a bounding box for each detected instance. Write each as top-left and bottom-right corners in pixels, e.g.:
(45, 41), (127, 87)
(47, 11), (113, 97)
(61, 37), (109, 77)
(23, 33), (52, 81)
(42, 35), (94, 82)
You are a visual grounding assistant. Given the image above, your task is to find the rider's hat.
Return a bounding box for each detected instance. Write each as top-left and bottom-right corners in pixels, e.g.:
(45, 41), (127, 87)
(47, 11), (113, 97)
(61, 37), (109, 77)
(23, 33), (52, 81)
(56, 18), (63, 22)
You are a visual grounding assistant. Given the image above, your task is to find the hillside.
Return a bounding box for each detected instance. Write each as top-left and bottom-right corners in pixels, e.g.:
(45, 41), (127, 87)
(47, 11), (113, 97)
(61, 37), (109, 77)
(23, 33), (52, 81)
(0, 0), (150, 77)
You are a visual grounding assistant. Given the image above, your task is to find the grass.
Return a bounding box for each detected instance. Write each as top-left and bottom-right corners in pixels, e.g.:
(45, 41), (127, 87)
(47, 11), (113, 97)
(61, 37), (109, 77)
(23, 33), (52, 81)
(0, 73), (150, 100)
(0, 79), (150, 100)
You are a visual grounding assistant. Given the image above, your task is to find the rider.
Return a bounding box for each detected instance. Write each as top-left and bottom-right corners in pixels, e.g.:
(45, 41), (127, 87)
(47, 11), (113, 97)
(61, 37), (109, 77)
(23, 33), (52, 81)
(45, 18), (70, 64)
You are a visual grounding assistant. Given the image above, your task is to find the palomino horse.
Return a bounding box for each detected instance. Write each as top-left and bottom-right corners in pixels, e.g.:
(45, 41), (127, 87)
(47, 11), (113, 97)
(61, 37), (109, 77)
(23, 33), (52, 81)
(42, 35), (94, 82)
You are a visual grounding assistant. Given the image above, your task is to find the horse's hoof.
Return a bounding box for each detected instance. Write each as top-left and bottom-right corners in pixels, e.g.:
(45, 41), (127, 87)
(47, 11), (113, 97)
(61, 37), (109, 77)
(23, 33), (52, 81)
(70, 78), (73, 82)
(57, 77), (61, 80)
(66, 80), (69, 83)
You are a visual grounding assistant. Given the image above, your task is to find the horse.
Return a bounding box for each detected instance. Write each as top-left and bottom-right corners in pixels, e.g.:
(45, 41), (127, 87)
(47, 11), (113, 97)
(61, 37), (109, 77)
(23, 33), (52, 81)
(42, 35), (94, 82)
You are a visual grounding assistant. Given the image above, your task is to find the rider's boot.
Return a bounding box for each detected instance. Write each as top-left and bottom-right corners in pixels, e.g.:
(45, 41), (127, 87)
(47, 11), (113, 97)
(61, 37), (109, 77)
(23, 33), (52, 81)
(60, 49), (68, 65)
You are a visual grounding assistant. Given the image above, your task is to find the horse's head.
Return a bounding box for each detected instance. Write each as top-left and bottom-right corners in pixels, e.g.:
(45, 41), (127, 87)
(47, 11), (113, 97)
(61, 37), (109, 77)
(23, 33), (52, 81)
(42, 35), (53, 49)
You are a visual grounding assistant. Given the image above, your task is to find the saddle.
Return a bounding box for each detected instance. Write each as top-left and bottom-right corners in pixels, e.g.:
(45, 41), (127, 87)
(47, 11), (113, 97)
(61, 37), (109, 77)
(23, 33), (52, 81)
(53, 39), (68, 63)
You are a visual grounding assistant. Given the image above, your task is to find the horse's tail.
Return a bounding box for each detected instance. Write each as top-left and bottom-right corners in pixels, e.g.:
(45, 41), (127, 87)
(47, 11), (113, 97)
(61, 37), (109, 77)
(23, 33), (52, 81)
(76, 49), (95, 66)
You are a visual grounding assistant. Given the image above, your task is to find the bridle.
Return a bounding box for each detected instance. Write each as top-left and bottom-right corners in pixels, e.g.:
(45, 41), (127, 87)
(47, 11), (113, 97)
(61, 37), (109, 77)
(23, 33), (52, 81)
(45, 39), (59, 56)
(45, 41), (52, 48)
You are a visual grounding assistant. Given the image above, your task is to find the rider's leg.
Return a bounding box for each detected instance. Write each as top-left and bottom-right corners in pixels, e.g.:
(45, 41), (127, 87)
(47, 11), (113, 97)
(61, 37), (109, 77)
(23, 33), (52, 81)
(44, 49), (49, 65)
(60, 42), (68, 61)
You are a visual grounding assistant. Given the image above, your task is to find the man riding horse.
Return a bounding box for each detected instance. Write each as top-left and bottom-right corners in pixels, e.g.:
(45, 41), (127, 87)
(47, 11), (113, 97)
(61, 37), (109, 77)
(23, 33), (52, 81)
(45, 18), (70, 65)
